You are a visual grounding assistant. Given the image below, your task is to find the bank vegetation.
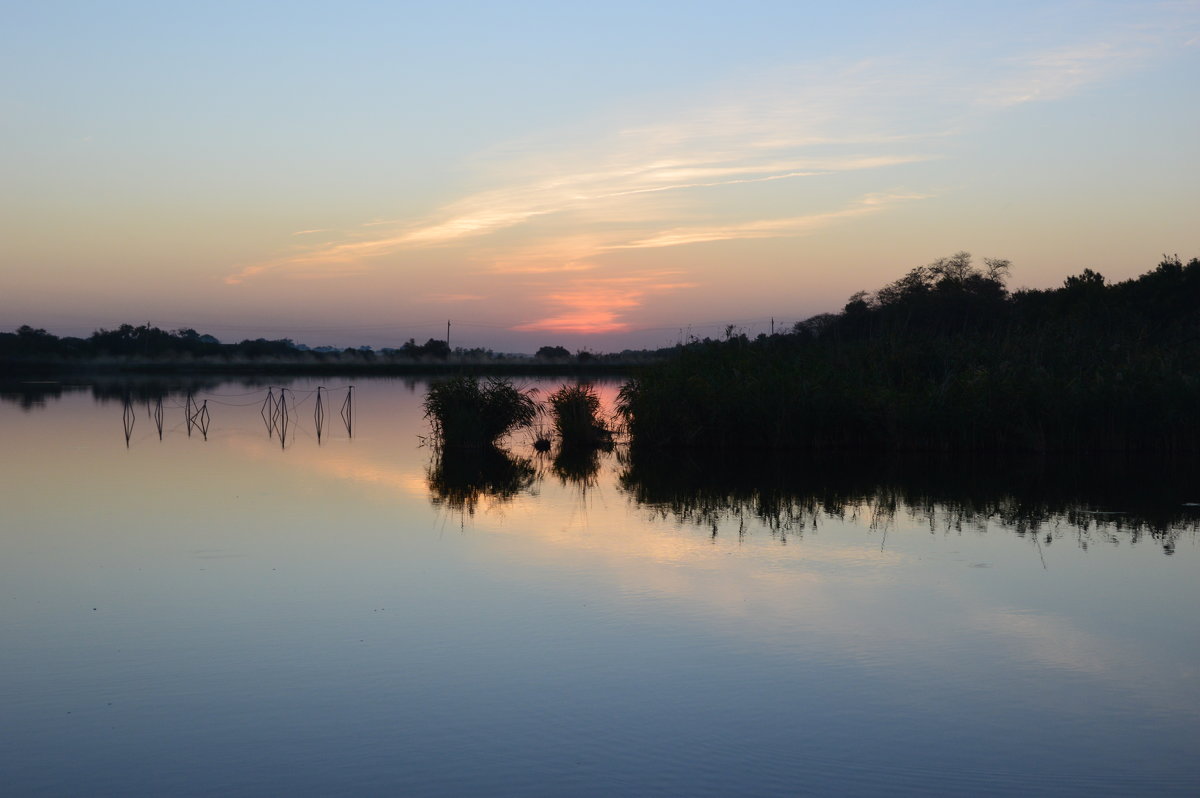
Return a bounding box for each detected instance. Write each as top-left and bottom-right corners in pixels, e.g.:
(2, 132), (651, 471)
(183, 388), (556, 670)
(619, 254), (1200, 452)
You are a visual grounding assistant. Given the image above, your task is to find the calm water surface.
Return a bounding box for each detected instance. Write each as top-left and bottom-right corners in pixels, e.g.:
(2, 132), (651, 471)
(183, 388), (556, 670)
(2, 377), (1198, 796)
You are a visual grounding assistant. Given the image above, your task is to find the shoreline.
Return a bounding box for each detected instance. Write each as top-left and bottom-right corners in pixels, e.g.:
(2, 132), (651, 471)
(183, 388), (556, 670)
(0, 359), (639, 378)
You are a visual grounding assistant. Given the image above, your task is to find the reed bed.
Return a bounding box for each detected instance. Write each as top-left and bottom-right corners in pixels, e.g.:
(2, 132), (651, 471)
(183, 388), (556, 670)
(618, 254), (1200, 453)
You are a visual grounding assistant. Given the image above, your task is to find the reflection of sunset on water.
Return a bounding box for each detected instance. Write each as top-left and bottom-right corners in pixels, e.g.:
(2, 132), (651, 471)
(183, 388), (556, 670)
(3, 377), (1200, 796)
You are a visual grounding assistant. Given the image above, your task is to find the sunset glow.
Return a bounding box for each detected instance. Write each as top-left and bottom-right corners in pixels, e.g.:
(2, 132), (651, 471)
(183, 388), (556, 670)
(2, 1), (1197, 350)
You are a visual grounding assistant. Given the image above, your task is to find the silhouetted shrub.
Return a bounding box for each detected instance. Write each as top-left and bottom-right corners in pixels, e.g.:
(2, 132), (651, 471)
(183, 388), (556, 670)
(536, 345), (571, 360)
(423, 376), (539, 447)
(620, 254), (1200, 453)
(547, 384), (610, 448)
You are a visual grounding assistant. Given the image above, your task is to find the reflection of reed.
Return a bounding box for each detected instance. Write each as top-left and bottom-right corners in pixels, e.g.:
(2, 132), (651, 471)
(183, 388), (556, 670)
(185, 394), (210, 440)
(550, 439), (613, 495)
(255, 386), (350, 449)
(340, 385), (353, 438)
(426, 445), (537, 515)
(314, 386), (325, 443)
(122, 394), (135, 446)
(99, 383), (355, 448)
(260, 387), (289, 446)
(618, 450), (1200, 552)
(152, 396), (164, 439)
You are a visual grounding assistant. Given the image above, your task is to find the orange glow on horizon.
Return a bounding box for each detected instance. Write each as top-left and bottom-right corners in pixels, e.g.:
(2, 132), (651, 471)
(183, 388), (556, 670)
(513, 275), (697, 334)
(515, 311), (630, 335)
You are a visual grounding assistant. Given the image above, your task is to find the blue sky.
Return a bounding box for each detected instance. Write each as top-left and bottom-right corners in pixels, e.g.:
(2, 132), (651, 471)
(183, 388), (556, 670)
(2, 1), (1197, 350)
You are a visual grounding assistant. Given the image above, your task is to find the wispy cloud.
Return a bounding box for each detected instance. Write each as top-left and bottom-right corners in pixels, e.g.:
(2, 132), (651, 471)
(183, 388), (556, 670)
(423, 293), (485, 302)
(225, 62), (943, 286)
(225, 151), (927, 285)
(227, 8), (1196, 306)
(981, 42), (1145, 107)
(487, 261), (599, 276)
(979, 5), (1199, 107)
(608, 193), (928, 251)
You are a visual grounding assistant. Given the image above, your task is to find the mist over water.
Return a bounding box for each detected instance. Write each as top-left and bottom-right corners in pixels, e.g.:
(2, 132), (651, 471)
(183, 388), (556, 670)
(2, 377), (1198, 796)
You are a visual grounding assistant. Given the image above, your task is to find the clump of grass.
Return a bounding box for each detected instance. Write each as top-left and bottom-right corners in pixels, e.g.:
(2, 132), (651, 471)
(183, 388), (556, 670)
(424, 376), (539, 447)
(547, 384), (611, 448)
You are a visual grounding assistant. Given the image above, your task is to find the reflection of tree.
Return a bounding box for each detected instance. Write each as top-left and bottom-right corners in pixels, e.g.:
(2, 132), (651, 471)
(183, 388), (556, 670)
(426, 445), (537, 515)
(0, 381), (65, 410)
(0, 377), (269, 409)
(618, 450), (1200, 552)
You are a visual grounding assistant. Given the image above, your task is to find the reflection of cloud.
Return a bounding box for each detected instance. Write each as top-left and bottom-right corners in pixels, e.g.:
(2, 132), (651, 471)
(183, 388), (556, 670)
(972, 608), (1114, 675)
(217, 417), (1194, 716)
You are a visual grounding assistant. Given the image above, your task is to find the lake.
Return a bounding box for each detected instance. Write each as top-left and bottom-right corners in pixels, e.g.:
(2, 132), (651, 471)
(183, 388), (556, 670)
(2, 376), (1198, 796)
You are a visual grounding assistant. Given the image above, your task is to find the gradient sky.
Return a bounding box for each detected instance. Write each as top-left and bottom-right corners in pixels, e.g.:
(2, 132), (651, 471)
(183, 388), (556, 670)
(2, 1), (1197, 351)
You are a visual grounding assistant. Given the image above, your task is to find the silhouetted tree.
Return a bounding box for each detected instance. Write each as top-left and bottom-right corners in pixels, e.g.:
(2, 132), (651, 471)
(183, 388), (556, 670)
(536, 345), (571, 360)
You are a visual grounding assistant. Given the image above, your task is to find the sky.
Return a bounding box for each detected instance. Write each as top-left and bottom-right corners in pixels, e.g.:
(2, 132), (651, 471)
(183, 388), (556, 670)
(2, 1), (1198, 352)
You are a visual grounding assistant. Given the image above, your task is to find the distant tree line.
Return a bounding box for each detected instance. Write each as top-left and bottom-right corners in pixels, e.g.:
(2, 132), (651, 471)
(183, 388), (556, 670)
(1, 324), (326, 362)
(620, 254), (1200, 452)
(0, 323), (666, 369)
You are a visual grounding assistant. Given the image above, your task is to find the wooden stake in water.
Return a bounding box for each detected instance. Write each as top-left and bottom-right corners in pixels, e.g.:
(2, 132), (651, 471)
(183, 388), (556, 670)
(340, 386), (354, 438)
(274, 388), (291, 449)
(122, 394), (136, 447)
(261, 388), (276, 436)
(314, 386), (325, 444)
(185, 393), (199, 437)
(197, 400), (210, 440)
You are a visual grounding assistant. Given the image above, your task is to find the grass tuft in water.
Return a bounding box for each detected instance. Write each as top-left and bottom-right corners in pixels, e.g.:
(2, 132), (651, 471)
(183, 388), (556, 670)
(547, 383), (611, 449)
(423, 376), (539, 447)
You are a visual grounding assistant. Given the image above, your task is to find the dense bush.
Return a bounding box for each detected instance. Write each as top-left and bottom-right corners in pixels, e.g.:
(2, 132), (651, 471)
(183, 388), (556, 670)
(423, 376), (539, 447)
(547, 384), (611, 448)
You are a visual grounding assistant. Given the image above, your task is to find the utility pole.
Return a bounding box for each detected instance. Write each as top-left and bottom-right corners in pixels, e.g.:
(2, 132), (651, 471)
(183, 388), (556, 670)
(771, 317), (775, 336)
(446, 319), (451, 350)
